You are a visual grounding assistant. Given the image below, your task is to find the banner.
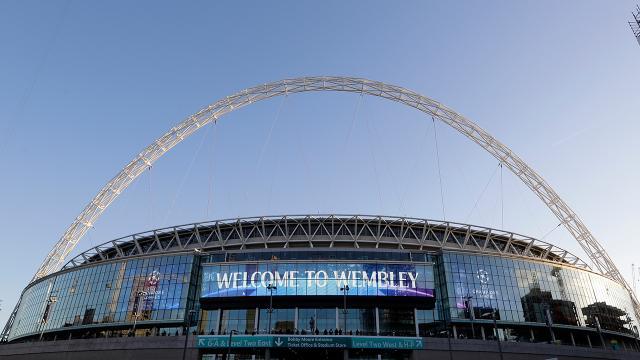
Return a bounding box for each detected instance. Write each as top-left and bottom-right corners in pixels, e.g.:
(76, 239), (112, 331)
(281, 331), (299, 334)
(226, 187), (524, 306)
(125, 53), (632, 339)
(201, 262), (434, 298)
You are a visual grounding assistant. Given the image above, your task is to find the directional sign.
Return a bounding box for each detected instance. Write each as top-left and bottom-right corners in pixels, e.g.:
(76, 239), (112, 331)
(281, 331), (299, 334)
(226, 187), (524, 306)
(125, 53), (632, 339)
(351, 336), (424, 350)
(196, 335), (424, 350)
(196, 335), (272, 348)
(275, 336), (350, 349)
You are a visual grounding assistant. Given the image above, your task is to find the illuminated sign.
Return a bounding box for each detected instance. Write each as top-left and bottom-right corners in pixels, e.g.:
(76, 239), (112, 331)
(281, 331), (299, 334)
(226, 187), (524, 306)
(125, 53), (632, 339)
(201, 262), (434, 298)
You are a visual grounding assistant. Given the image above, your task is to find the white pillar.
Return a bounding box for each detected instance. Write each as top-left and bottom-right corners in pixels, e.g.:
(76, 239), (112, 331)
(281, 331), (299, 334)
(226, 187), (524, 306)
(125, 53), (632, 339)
(414, 308), (419, 336)
(570, 332), (575, 346)
(481, 326), (486, 340)
(294, 307), (298, 332)
(375, 307), (380, 335)
(452, 325), (457, 339)
(587, 334), (592, 348)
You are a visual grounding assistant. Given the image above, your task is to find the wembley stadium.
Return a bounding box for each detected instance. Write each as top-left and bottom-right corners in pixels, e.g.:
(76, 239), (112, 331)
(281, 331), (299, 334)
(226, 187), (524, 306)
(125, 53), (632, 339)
(1, 77), (639, 360)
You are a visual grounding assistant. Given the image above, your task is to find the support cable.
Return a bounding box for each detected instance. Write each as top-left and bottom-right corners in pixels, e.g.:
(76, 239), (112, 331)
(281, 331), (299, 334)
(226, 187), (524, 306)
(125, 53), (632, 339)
(86, 226), (96, 249)
(296, 134), (318, 214)
(264, 96), (288, 213)
(465, 163), (501, 223)
(0, 0), (70, 154)
(206, 121), (217, 219)
(322, 93), (363, 213)
(163, 123), (212, 224)
(366, 106), (404, 214)
(432, 117), (446, 221)
(500, 162), (504, 230)
(146, 166), (154, 229)
(365, 111), (384, 214)
(344, 93), (363, 150)
(243, 97), (287, 210)
(398, 123), (431, 216)
(257, 96), (287, 174)
(540, 222), (563, 241)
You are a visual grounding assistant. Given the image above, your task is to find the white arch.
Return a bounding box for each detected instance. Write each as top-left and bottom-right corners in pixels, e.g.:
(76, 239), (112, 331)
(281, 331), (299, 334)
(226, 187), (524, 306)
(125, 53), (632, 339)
(33, 76), (638, 315)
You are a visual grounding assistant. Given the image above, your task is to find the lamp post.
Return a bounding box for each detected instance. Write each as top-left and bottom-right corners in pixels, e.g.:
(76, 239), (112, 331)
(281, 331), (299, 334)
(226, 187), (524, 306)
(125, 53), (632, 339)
(225, 329), (238, 360)
(543, 305), (556, 343)
(340, 285), (350, 333)
(443, 315), (453, 360)
(39, 295), (57, 341)
(267, 283), (277, 334)
(482, 310), (503, 360)
(182, 309), (197, 360)
(463, 295), (475, 339)
(131, 291), (148, 335)
(595, 315), (606, 349)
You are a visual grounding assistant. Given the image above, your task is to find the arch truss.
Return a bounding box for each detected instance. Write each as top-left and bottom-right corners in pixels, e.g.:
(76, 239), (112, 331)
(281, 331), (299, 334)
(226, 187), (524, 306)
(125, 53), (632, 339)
(32, 76), (638, 317)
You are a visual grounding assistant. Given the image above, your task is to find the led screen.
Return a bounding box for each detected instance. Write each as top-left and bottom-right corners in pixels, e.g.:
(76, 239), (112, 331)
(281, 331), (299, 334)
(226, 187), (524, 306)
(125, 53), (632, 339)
(201, 262), (434, 298)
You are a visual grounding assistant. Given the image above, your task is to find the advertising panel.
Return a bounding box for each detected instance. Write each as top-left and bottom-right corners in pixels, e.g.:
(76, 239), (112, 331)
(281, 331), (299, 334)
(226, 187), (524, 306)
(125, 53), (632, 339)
(201, 262), (434, 298)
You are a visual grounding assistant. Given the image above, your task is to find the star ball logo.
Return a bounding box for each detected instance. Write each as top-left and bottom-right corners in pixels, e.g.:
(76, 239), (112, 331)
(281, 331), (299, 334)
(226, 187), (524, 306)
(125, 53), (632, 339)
(146, 271), (161, 287)
(476, 269), (490, 284)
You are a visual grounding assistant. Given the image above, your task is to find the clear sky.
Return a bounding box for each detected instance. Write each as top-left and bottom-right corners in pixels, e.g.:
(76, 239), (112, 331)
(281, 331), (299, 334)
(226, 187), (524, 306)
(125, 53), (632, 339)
(1, 0), (639, 326)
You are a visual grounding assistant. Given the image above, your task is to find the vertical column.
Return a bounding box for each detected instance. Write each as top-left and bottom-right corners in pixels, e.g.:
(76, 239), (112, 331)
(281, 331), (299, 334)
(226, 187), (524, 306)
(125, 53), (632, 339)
(336, 307), (339, 331)
(529, 328), (534, 342)
(586, 334), (592, 348)
(217, 309), (222, 334)
(570, 332), (575, 346)
(481, 326), (486, 340)
(294, 307), (298, 332)
(375, 307), (380, 335)
(414, 308), (419, 337)
(452, 325), (457, 339)
(254, 307), (259, 334)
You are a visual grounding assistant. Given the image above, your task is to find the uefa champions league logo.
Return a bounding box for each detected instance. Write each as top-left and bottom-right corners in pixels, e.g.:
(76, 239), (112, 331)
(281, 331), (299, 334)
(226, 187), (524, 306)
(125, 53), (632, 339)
(471, 269), (496, 299)
(476, 269), (490, 284)
(146, 271), (161, 287)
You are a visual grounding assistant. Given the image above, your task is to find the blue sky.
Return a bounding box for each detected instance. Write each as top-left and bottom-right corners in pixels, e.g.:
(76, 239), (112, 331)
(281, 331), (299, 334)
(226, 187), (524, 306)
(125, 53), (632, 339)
(1, 0), (639, 325)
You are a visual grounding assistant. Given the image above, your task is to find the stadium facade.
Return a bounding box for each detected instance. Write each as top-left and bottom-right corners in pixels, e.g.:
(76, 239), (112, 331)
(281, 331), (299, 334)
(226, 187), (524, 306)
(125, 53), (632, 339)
(3, 215), (640, 359)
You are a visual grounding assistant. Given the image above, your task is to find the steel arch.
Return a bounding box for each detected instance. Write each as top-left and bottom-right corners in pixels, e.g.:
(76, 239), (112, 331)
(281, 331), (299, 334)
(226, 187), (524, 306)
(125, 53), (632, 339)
(32, 76), (638, 316)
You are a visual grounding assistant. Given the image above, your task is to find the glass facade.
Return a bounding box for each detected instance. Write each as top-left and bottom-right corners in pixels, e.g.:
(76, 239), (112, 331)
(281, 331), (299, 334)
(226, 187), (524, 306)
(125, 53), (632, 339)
(219, 309), (257, 334)
(298, 308), (337, 334)
(9, 254), (195, 339)
(441, 251), (639, 335)
(258, 308), (295, 333)
(339, 308), (377, 335)
(7, 248), (640, 345)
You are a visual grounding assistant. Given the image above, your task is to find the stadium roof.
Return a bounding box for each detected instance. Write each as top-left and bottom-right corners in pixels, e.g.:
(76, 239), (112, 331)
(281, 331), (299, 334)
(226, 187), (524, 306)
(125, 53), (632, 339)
(61, 214), (590, 272)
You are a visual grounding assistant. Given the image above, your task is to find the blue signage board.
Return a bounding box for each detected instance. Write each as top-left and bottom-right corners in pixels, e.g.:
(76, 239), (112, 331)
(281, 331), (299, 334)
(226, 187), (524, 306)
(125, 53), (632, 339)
(201, 262), (434, 298)
(196, 335), (424, 350)
(197, 335), (272, 348)
(351, 336), (424, 350)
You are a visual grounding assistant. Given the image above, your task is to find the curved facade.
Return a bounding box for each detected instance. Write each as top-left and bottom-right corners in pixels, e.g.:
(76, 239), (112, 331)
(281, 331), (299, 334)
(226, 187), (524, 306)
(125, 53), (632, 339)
(4, 215), (640, 358)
